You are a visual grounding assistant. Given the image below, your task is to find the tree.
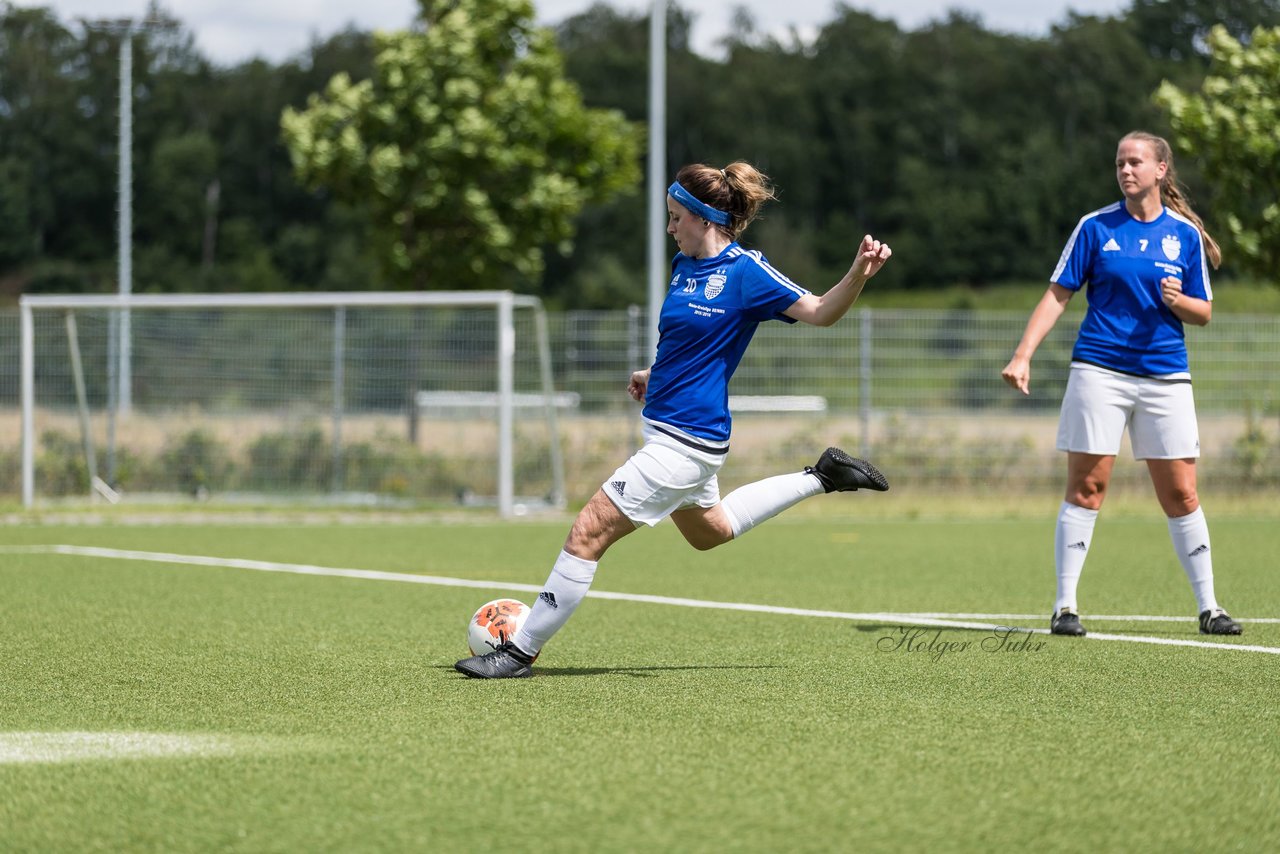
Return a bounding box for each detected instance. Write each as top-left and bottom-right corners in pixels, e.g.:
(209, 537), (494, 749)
(0, 4), (112, 279)
(1130, 0), (1280, 61)
(280, 0), (642, 290)
(1155, 25), (1280, 281)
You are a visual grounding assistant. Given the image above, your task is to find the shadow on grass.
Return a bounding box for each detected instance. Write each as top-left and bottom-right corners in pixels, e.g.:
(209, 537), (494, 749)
(854, 621), (1253, 641)
(438, 664), (781, 679)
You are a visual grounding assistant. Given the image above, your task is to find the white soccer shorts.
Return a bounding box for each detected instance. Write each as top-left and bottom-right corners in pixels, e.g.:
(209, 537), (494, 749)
(1056, 362), (1200, 460)
(602, 423), (726, 528)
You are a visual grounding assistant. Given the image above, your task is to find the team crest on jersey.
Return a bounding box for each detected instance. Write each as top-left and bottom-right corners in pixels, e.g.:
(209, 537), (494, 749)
(1161, 234), (1181, 261)
(704, 272), (726, 300)
(682, 277), (698, 294)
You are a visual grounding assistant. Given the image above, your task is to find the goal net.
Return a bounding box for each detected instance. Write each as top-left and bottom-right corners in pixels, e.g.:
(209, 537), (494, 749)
(19, 292), (566, 516)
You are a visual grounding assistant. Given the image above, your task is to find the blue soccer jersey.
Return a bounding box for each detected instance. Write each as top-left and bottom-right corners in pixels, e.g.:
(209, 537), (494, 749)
(1051, 202), (1212, 376)
(642, 244), (809, 442)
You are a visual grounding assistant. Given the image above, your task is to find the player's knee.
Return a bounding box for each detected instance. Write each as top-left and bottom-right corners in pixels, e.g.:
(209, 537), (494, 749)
(1162, 487), (1198, 516)
(680, 523), (733, 551)
(563, 496), (628, 559)
(686, 532), (729, 551)
(1068, 479), (1106, 509)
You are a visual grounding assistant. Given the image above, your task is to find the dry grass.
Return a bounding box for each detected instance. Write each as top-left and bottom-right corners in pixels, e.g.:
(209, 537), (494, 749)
(1, 407), (1271, 507)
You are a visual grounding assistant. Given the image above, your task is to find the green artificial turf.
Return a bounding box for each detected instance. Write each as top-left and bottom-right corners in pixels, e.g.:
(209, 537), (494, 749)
(1, 508), (1277, 852)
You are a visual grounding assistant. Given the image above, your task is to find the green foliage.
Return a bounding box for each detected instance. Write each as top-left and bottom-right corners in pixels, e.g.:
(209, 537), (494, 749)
(1155, 25), (1280, 282)
(0, 155), (35, 267)
(1228, 398), (1280, 486)
(8, 1), (1280, 303)
(280, 0), (642, 289)
(9, 425), (472, 499)
(159, 429), (233, 495)
(868, 413), (1048, 488)
(34, 430), (87, 496)
(336, 432), (457, 496)
(241, 427), (477, 498)
(1130, 0), (1280, 62)
(245, 426), (329, 490)
(0, 5), (114, 272)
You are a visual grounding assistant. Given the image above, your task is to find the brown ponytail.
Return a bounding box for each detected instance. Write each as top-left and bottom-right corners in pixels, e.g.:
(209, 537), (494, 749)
(673, 161), (776, 241)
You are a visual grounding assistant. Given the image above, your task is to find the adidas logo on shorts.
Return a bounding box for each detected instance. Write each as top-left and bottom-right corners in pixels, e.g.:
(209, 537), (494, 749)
(611, 480), (626, 497)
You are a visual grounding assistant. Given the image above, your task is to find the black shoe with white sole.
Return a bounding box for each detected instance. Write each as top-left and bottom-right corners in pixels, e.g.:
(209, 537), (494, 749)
(1199, 609), (1243, 636)
(455, 641), (536, 679)
(1050, 607), (1086, 636)
(805, 447), (889, 493)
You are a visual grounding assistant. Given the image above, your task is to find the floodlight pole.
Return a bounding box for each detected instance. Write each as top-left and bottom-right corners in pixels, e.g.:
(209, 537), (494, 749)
(117, 29), (133, 415)
(88, 17), (172, 415)
(646, 0), (667, 364)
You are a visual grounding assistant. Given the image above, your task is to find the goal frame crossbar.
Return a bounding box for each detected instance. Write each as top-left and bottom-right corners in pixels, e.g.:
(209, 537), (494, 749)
(19, 291), (566, 516)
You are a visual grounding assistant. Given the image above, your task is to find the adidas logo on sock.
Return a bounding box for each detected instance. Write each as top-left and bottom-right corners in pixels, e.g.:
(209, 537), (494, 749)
(611, 480), (626, 497)
(1067, 541), (1087, 551)
(539, 590), (558, 609)
(1188, 544), (1209, 557)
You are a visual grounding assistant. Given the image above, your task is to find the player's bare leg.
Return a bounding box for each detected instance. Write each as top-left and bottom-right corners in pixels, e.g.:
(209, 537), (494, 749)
(1051, 452), (1114, 637)
(455, 491), (636, 679)
(683, 448), (889, 548)
(1148, 458), (1242, 635)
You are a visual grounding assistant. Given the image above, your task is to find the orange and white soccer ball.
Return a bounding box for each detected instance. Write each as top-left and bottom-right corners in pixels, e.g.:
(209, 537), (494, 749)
(466, 599), (531, 656)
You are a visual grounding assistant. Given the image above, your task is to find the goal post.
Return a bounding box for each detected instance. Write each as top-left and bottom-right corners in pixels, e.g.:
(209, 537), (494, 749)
(19, 291), (567, 517)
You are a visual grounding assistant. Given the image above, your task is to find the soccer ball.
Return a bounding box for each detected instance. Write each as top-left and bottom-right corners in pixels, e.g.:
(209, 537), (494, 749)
(467, 598), (531, 656)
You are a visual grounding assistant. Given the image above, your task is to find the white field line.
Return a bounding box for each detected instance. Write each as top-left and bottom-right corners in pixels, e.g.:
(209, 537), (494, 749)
(0, 731), (298, 765)
(4, 544), (1279, 656)
(893, 612), (1280, 624)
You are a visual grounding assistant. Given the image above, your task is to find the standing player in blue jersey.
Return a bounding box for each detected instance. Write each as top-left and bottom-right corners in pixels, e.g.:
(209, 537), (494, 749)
(456, 160), (893, 678)
(1001, 130), (1242, 638)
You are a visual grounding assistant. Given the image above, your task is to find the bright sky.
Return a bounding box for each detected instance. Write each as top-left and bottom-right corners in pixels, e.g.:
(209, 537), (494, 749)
(28, 0), (1131, 66)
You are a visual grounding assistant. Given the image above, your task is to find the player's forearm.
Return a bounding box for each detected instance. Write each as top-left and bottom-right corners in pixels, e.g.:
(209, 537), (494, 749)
(809, 272), (867, 327)
(1168, 294), (1211, 326)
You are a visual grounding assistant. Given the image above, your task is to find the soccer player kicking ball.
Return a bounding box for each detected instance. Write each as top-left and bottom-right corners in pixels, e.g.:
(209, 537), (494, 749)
(455, 161), (893, 678)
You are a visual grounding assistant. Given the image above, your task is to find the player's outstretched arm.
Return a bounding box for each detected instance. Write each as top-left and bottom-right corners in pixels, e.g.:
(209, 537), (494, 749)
(1001, 284), (1073, 395)
(784, 234), (892, 327)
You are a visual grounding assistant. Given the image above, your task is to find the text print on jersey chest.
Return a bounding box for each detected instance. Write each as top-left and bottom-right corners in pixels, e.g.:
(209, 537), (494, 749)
(1100, 230), (1184, 278)
(671, 268), (731, 316)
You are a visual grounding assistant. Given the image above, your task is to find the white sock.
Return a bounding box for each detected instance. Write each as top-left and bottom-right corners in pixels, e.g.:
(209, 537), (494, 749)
(1054, 501), (1098, 613)
(1168, 506), (1217, 614)
(511, 550), (598, 656)
(720, 472), (825, 538)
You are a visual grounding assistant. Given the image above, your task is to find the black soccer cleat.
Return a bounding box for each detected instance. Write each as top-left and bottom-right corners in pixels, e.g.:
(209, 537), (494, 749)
(1199, 609), (1243, 636)
(455, 641), (536, 679)
(1050, 607), (1086, 636)
(805, 447), (889, 493)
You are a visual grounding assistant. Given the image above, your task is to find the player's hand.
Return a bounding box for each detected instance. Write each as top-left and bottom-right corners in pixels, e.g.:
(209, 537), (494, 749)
(849, 234), (892, 281)
(628, 369), (650, 403)
(1001, 356), (1031, 395)
(1160, 276), (1183, 308)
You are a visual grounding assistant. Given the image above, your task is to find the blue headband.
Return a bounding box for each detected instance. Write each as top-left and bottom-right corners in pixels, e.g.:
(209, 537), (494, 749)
(667, 182), (731, 226)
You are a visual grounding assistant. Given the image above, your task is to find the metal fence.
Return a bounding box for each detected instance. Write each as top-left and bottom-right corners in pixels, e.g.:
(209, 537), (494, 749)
(3, 303), (1278, 504)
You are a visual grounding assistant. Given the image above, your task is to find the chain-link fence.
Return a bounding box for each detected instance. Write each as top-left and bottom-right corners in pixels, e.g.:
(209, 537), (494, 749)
(548, 307), (1280, 495)
(3, 304), (1278, 504)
